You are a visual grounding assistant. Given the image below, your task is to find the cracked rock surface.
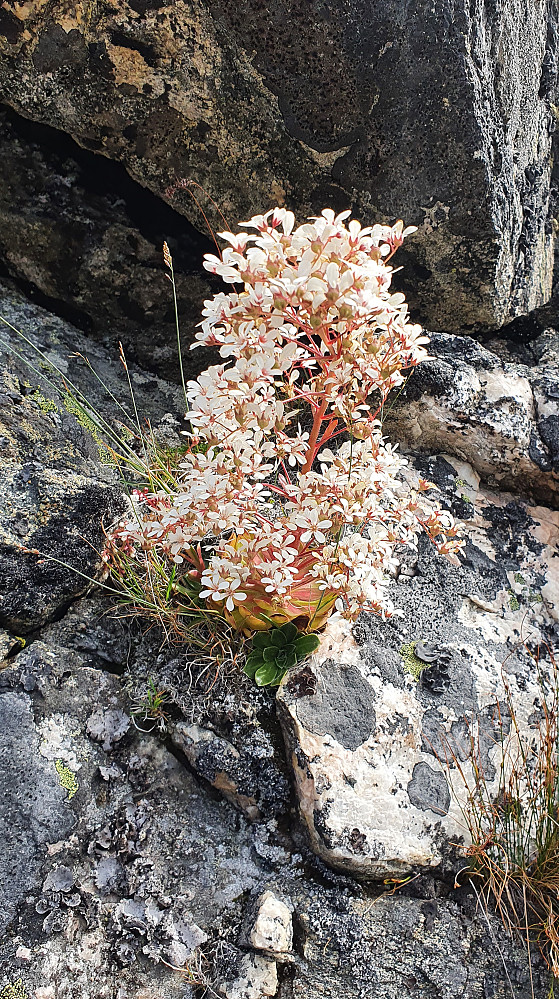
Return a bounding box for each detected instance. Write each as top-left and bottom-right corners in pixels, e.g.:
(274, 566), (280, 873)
(0, 280), (181, 633)
(277, 464), (559, 878)
(384, 328), (559, 504)
(0, 596), (549, 998)
(1, 281), (558, 997)
(0, 106), (218, 381)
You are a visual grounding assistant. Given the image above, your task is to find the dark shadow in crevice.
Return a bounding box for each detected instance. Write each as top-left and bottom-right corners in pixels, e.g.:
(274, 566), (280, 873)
(1, 104), (215, 272)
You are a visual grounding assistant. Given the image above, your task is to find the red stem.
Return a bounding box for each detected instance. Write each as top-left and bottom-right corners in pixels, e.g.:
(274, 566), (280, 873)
(301, 397), (329, 474)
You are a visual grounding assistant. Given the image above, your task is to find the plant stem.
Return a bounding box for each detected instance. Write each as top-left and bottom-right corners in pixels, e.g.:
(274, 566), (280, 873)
(301, 397), (329, 474)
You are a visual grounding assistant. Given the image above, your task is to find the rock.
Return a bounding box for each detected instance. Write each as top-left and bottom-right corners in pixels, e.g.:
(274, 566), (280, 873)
(0, 463), (124, 633)
(0, 630), (24, 663)
(0, 277), (556, 994)
(0, 106), (217, 381)
(171, 722), (261, 820)
(247, 891), (293, 959)
(289, 889), (540, 999)
(0, 1), (556, 331)
(170, 721), (288, 821)
(134, 626), (292, 822)
(0, 686), (73, 936)
(0, 638), (262, 994)
(0, 583), (548, 995)
(277, 470), (559, 878)
(384, 329), (559, 504)
(0, 278), (183, 631)
(86, 708), (131, 752)
(218, 951), (278, 999)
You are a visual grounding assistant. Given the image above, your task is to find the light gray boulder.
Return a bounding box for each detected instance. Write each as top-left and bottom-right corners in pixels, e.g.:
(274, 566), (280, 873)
(278, 465), (558, 878)
(384, 329), (559, 504)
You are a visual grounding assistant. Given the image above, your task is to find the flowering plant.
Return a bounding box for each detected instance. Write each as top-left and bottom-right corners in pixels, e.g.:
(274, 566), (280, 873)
(105, 208), (463, 638)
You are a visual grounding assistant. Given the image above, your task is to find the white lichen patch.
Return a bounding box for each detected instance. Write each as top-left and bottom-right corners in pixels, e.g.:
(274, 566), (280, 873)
(314, 614), (361, 668)
(38, 714), (85, 772)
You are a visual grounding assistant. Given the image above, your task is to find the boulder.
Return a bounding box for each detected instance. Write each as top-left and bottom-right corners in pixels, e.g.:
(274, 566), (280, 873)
(384, 328), (559, 504)
(277, 462), (559, 878)
(0, 0), (556, 331)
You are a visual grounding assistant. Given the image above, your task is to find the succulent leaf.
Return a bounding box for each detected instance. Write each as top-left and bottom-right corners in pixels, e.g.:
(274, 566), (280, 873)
(279, 622), (299, 643)
(255, 664), (280, 686)
(245, 625), (320, 687)
(294, 634), (320, 655)
(252, 632), (272, 650)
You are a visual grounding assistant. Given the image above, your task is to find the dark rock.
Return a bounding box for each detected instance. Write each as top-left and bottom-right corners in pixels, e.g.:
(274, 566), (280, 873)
(0, 0), (555, 332)
(0, 471), (124, 633)
(407, 762), (451, 816)
(293, 660), (376, 752)
(0, 106), (218, 381)
(0, 279), (183, 631)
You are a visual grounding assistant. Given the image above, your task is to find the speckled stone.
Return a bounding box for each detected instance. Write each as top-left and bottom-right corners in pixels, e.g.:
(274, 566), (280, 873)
(277, 472), (559, 878)
(0, 0), (555, 332)
(384, 329), (559, 504)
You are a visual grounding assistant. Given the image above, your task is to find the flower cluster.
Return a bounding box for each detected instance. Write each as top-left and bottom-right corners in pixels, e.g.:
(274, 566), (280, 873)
(106, 208), (463, 633)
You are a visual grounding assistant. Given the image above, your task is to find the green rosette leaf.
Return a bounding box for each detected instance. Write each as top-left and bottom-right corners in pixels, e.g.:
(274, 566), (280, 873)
(245, 627), (320, 687)
(244, 653), (264, 679)
(255, 664), (281, 687)
(294, 634), (320, 656)
(279, 622), (299, 643)
(252, 632), (272, 650)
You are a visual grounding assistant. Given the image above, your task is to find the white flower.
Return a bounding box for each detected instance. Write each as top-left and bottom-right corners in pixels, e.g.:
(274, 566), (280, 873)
(105, 206), (463, 630)
(292, 507), (333, 544)
(199, 563), (248, 612)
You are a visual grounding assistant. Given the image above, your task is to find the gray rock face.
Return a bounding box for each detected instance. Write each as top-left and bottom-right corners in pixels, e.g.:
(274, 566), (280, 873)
(0, 0), (556, 331)
(0, 688), (73, 935)
(0, 280), (182, 631)
(0, 623), (546, 997)
(277, 469), (558, 878)
(384, 328), (559, 504)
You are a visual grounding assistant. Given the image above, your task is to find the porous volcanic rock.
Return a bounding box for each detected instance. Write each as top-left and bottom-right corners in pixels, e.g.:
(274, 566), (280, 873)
(0, 0), (556, 331)
(277, 462), (559, 878)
